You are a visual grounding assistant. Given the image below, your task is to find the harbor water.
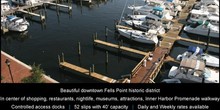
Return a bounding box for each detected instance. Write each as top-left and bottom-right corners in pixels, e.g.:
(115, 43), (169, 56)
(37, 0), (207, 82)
(1, 0), (219, 83)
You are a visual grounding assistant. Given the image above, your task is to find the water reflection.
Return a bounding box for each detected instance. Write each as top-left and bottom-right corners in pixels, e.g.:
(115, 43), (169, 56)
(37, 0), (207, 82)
(1, 31), (31, 55)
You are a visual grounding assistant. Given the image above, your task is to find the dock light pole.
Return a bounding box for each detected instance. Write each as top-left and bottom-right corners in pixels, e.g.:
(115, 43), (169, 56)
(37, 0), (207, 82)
(5, 59), (14, 83)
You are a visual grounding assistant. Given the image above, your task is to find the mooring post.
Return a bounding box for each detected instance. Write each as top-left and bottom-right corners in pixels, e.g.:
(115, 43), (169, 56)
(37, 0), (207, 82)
(93, 34), (97, 46)
(62, 52), (65, 62)
(92, 64), (95, 73)
(106, 51), (109, 64)
(105, 26), (108, 39)
(78, 42), (81, 56)
(118, 40), (121, 52)
(89, 67), (91, 76)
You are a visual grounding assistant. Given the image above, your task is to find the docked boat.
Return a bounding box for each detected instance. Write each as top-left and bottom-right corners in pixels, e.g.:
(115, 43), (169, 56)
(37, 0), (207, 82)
(161, 78), (181, 83)
(11, 0), (40, 6)
(123, 20), (166, 34)
(168, 58), (219, 83)
(176, 46), (219, 67)
(1, 0), (11, 15)
(117, 28), (158, 44)
(128, 6), (174, 20)
(187, 5), (219, 25)
(183, 20), (219, 38)
(1, 15), (30, 32)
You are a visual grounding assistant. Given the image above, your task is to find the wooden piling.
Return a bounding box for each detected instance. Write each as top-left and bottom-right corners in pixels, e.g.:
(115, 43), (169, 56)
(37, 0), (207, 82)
(89, 67), (91, 76)
(92, 64), (95, 73)
(106, 51), (108, 64)
(78, 42), (81, 55)
(58, 55), (61, 63)
(62, 52), (65, 62)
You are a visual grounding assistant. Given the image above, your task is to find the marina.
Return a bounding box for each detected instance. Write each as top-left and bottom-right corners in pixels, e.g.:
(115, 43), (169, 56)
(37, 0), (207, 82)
(1, 0), (219, 83)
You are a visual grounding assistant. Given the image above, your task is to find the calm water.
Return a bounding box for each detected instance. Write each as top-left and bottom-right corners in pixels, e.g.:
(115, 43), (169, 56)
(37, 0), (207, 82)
(1, 0), (219, 83)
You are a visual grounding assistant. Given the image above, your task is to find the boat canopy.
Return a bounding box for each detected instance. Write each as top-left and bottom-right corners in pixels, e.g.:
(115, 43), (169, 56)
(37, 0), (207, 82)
(6, 15), (16, 21)
(180, 58), (205, 71)
(153, 6), (163, 12)
(187, 46), (203, 54)
(166, 0), (173, 2)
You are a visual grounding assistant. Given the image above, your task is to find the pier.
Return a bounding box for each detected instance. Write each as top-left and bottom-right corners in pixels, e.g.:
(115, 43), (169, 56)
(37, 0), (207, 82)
(1, 0), (72, 21)
(58, 53), (117, 83)
(93, 39), (148, 56)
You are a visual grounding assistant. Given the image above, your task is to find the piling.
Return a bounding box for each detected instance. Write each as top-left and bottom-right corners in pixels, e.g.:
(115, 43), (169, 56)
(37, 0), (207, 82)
(92, 64), (95, 73)
(78, 42), (81, 56)
(61, 52), (65, 62)
(106, 51), (108, 64)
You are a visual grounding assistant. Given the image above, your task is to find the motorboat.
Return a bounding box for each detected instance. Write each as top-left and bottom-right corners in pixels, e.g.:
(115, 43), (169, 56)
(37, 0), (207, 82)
(123, 20), (166, 34)
(176, 46), (219, 67)
(161, 78), (181, 83)
(1, 0), (11, 15)
(129, 6), (174, 20)
(183, 20), (219, 38)
(1, 15), (30, 32)
(11, 0), (40, 6)
(117, 28), (159, 44)
(187, 5), (219, 25)
(168, 58), (219, 83)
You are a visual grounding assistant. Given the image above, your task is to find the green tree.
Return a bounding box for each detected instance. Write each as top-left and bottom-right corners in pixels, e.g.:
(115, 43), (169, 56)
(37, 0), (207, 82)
(22, 63), (44, 83)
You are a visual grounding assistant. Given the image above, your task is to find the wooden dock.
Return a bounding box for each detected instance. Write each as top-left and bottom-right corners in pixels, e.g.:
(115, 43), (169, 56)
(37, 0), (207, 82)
(60, 62), (117, 83)
(94, 39), (149, 56)
(58, 54), (117, 83)
(17, 9), (45, 21)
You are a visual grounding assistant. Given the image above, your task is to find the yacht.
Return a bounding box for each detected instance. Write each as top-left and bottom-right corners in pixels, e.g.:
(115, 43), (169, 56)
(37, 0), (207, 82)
(184, 20), (219, 38)
(1, 0), (11, 15)
(1, 15), (30, 32)
(168, 58), (219, 83)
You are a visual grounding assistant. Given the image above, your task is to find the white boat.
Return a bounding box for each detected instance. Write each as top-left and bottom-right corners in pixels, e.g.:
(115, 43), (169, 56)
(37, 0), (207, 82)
(176, 46), (219, 67)
(161, 78), (181, 83)
(168, 58), (219, 83)
(11, 0), (40, 6)
(194, 0), (219, 10)
(183, 21), (219, 38)
(128, 7), (173, 21)
(1, 0), (11, 15)
(1, 15), (30, 32)
(187, 6), (219, 25)
(123, 20), (166, 34)
(117, 28), (158, 44)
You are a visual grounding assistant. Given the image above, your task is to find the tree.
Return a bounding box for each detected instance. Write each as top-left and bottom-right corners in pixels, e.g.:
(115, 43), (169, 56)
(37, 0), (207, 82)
(22, 63), (45, 83)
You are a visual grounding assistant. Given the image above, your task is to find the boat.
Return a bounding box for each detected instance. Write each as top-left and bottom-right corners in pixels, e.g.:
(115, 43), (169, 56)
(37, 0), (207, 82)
(168, 58), (219, 83)
(187, 5), (219, 25)
(117, 28), (159, 44)
(123, 20), (166, 34)
(1, 0), (11, 15)
(128, 6), (173, 21)
(1, 15), (30, 32)
(176, 46), (219, 67)
(183, 20), (219, 38)
(161, 78), (181, 83)
(11, 0), (40, 6)
(194, 0), (219, 10)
